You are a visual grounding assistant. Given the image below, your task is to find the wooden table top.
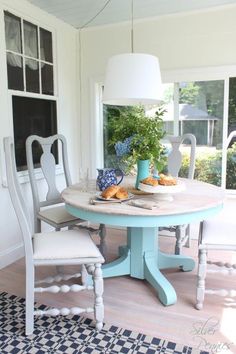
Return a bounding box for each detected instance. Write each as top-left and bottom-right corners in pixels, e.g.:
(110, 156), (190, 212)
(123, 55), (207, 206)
(62, 178), (225, 218)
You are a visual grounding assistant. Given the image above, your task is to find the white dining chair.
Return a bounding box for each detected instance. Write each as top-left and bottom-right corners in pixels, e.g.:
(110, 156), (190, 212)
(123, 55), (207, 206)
(25, 134), (106, 253)
(196, 201), (236, 309)
(160, 133), (196, 254)
(4, 136), (104, 335)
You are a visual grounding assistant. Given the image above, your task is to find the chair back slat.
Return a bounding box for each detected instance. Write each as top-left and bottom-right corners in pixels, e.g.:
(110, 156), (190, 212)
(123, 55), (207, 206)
(26, 134), (72, 211)
(166, 133), (196, 179)
(226, 130), (236, 148)
(4, 137), (33, 260)
(166, 136), (182, 178)
(40, 142), (61, 201)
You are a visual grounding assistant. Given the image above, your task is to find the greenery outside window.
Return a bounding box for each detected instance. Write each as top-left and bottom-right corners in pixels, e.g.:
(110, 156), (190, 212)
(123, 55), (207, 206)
(178, 80), (224, 187)
(226, 77), (236, 189)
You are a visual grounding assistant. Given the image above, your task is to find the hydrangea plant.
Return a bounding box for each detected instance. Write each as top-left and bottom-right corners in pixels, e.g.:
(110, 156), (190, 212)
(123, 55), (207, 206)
(106, 105), (166, 172)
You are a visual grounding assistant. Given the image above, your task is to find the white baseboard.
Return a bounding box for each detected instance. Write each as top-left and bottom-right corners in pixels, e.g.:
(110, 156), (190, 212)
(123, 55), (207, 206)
(0, 243), (24, 270)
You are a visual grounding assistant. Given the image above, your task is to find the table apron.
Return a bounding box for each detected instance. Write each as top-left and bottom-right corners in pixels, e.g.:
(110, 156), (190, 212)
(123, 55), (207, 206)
(65, 204), (223, 228)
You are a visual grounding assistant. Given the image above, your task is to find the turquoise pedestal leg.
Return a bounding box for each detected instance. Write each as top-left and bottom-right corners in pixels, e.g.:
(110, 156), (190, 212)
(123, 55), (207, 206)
(144, 251), (177, 306)
(128, 227), (177, 305)
(127, 227), (157, 279)
(102, 246), (130, 278)
(101, 226), (194, 306)
(158, 251), (195, 271)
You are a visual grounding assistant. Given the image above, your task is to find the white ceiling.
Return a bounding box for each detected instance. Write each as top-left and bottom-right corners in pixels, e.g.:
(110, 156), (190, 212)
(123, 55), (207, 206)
(27, 0), (236, 29)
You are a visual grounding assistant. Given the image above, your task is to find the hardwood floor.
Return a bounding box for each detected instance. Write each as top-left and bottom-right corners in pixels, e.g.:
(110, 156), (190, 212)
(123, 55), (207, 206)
(0, 228), (236, 352)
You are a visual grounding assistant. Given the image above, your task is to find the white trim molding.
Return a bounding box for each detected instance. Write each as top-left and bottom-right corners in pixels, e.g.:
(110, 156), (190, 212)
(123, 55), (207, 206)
(162, 65), (236, 83)
(0, 242), (24, 269)
(89, 75), (104, 177)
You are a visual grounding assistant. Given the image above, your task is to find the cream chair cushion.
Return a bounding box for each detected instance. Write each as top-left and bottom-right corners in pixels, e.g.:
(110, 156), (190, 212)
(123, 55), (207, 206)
(201, 202), (236, 246)
(33, 229), (104, 262)
(38, 205), (79, 224)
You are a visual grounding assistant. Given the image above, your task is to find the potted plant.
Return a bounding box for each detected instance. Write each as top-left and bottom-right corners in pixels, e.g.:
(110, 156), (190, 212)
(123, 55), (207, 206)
(106, 105), (166, 188)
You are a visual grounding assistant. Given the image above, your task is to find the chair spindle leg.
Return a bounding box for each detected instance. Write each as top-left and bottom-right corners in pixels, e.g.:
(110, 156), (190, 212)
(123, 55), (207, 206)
(196, 248), (207, 310)
(93, 263), (104, 331)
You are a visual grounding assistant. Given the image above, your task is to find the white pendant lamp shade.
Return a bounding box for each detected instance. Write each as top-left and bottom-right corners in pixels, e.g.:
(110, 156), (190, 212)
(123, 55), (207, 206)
(103, 53), (162, 106)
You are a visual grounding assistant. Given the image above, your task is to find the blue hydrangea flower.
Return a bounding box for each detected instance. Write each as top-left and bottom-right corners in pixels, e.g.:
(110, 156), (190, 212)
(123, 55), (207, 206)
(115, 136), (133, 157)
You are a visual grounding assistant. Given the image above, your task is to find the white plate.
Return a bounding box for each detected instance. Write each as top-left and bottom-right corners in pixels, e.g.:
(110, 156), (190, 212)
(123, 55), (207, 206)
(96, 192), (134, 202)
(138, 180), (186, 194)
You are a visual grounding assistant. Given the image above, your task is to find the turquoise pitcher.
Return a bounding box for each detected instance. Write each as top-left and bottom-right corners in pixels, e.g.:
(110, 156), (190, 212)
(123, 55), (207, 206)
(97, 168), (124, 191)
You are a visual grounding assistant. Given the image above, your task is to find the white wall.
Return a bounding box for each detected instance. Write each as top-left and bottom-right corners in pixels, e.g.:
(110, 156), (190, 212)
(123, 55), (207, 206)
(80, 5), (236, 173)
(0, 0), (80, 268)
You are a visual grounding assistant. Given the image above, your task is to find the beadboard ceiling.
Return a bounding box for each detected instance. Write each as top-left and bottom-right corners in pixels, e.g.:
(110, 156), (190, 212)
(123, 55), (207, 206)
(27, 0), (236, 28)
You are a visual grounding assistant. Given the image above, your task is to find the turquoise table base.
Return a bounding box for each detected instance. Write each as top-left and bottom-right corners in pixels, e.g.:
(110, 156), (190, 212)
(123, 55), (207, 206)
(102, 227), (195, 306)
(64, 180), (223, 307)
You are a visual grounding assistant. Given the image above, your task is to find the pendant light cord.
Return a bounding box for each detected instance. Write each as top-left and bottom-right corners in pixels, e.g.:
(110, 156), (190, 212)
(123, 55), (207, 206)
(78, 0), (113, 100)
(78, 0), (112, 30)
(131, 0), (134, 53)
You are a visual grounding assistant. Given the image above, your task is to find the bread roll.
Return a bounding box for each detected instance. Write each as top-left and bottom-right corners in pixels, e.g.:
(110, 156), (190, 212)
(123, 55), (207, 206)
(115, 187), (129, 199)
(101, 185), (120, 199)
(141, 176), (159, 187)
(159, 174), (177, 186)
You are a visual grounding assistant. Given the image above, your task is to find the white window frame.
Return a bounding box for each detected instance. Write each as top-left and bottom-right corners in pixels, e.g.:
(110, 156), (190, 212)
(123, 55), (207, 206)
(89, 75), (104, 177)
(0, 6), (61, 186)
(4, 10), (56, 96)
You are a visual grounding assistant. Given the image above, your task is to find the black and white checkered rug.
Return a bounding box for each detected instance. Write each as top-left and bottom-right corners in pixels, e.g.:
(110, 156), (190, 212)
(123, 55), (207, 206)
(0, 292), (209, 354)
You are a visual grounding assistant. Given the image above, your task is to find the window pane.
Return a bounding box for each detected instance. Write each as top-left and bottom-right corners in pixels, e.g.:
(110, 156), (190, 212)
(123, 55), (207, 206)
(226, 77), (236, 189)
(25, 59), (39, 93)
(24, 20), (38, 58)
(226, 143), (236, 190)
(4, 12), (22, 53)
(41, 63), (54, 95)
(146, 84), (174, 135)
(12, 96), (57, 171)
(103, 105), (124, 170)
(228, 77), (236, 136)
(179, 81), (224, 186)
(103, 105), (148, 173)
(40, 28), (53, 62)
(7, 53), (24, 90)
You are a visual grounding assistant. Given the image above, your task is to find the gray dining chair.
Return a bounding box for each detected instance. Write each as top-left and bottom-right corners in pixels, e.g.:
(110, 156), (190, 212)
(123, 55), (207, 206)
(4, 136), (104, 335)
(25, 134), (106, 253)
(196, 130), (236, 309)
(160, 133), (196, 254)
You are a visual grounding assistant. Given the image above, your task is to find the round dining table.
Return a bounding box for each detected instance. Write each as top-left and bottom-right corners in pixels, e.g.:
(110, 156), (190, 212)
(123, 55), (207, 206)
(62, 178), (224, 306)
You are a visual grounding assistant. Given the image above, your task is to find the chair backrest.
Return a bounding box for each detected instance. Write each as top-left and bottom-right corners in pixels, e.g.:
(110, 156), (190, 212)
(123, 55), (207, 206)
(26, 134), (72, 212)
(4, 137), (33, 261)
(166, 133), (196, 179)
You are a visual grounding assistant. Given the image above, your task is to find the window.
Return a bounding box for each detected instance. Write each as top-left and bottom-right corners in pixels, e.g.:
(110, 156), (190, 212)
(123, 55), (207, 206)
(12, 96), (57, 171)
(226, 77), (236, 189)
(103, 105), (129, 171)
(4, 11), (57, 172)
(102, 76), (236, 190)
(178, 80), (224, 187)
(4, 11), (54, 95)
